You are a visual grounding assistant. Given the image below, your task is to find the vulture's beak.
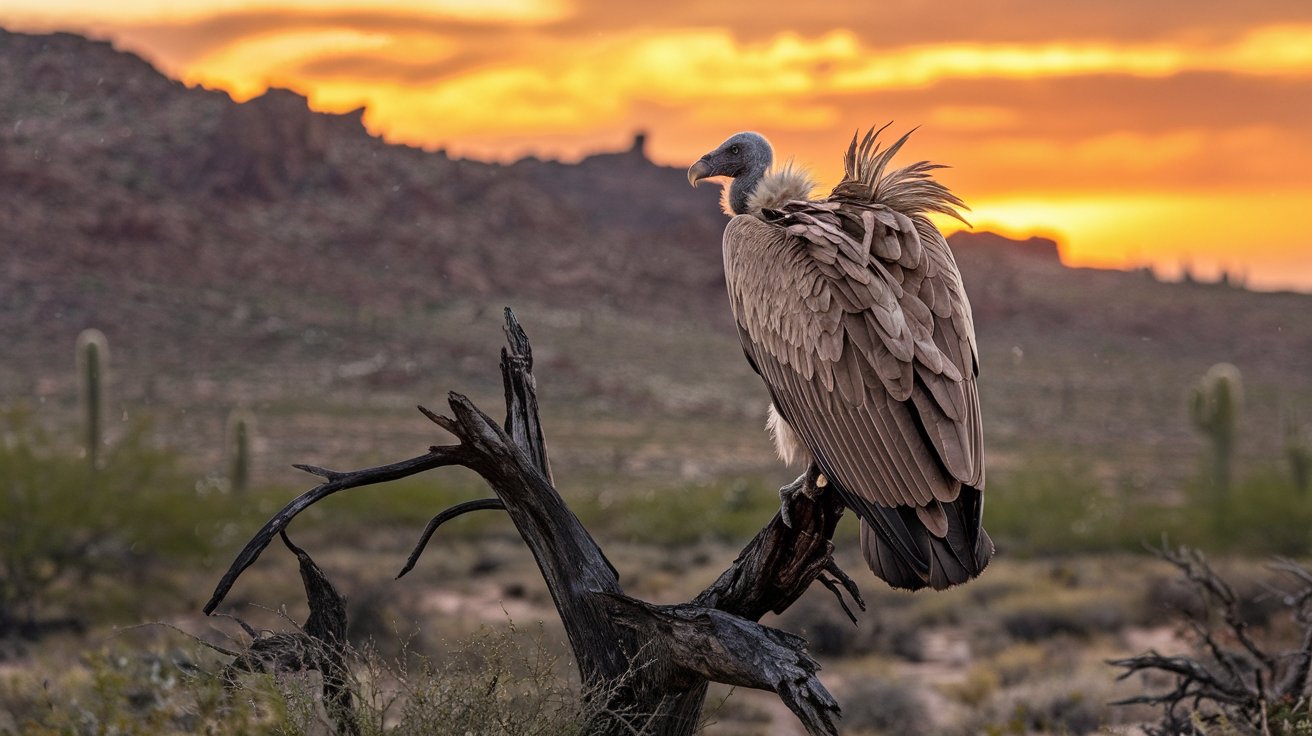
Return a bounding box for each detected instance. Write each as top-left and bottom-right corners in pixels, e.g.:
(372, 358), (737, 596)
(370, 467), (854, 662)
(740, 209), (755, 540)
(687, 158), (712, 187)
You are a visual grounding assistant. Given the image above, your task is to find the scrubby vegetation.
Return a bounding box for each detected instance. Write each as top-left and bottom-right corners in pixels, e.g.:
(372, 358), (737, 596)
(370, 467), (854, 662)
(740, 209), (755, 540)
(985, 452), (1312, 558)
(4, 310), (1311, 734)
(0, 407), (242, 636)
(1, 627), (591, 735)
(1111, 547), (1312, 735)
(9, 395), (1312, 733)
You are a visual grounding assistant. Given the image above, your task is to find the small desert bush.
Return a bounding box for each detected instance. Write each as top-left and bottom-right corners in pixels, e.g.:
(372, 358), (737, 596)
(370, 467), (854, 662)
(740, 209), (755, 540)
(957, 673), (1110, 736)
(840, 677), (933, 736)
(0, 646), (275, 734)
(995, 587), (1129, 642)
(306, 474), (497, 535)
(985, 452), (1312, 558)
(1182, 471), (1312, 555)
(343, 626), (589, 736)
(984, 454), (1165, 556)
(0, 407), (255, 633)
(572, 477), (787, 546)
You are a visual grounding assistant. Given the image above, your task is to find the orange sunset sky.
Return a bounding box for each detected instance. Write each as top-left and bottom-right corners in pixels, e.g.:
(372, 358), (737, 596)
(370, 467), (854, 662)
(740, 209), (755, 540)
(4, 1), (1312, 290)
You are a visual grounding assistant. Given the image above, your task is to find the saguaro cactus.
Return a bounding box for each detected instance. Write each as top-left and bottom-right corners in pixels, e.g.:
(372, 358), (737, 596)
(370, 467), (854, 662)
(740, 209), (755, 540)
(75, 329), (109, 470)
(1189, 363), (1243, 498)
(227, 408), (254, 494)
(1285, 417), (1311, 496)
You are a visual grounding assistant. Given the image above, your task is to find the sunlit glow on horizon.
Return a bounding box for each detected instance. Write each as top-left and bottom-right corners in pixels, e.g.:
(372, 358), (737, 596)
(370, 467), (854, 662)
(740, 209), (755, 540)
(1, 3), (1309, 291)
(954, 192), (1312, 291)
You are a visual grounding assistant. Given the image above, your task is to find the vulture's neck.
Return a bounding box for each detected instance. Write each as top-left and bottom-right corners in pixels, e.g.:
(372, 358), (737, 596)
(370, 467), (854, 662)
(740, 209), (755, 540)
(729, 151), (772, 215)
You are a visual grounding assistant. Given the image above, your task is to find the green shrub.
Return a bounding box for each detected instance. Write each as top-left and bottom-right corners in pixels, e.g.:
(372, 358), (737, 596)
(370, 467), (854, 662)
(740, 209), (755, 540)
(982, 455), (1160, 556)
(984, 453), (1312, 557)
(1189, 471), (1312, 555)
(0, 407), (247, 632)
(571, 477), (787, 546)
(995, 589), (1127, 642)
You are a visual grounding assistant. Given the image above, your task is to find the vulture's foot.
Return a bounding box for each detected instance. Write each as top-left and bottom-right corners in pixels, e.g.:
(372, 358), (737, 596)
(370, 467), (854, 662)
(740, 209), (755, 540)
(777, 473), (808, 528)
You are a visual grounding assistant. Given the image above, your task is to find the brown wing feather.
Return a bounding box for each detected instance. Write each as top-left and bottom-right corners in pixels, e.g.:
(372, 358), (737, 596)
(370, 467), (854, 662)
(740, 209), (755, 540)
(725, 213), (983, 510)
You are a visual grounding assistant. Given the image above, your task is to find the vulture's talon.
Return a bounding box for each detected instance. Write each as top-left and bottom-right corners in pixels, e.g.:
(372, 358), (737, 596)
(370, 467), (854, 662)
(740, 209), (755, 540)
(778, 473), (807, 528)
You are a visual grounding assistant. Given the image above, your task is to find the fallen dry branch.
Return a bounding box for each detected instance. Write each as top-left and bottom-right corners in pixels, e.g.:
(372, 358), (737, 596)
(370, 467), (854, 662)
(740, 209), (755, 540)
(205, 308), (857, 736)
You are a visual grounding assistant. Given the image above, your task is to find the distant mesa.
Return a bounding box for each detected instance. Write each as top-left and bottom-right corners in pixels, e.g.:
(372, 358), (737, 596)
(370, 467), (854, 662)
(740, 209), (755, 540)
(947, 230), (1062, 263)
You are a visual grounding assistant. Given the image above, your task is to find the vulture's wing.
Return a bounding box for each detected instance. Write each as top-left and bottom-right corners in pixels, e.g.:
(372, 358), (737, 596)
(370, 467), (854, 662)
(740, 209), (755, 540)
(723, 139), (991, 589)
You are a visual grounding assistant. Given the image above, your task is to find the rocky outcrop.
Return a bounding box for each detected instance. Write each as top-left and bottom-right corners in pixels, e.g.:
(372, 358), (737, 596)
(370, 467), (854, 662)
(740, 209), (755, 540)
(947, 230), (1062, 263)
(204, 88), (332, 198)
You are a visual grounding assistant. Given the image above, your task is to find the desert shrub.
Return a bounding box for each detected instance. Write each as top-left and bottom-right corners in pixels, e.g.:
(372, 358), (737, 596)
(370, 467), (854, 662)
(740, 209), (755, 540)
(950, 638), (1111, 713)
(572, 477), (786, 546)
(0, 646), (275, 735)
(309, 473), (496, 534)
(985, 452), (1312, 558)
(772, 590), (883, 659)
(1183, 471), (1312, 556)
(0, 407), (249, 634)
(999, 682), (1105, 735)
(944, 663), (1001, 708)
(3, 627), (593, 736)
(988, 642), (1052, 687)
(996, 588), (1127, 642)
(840, 677), (933, 736)
(983, 454), (1164, 556)
(349, 626), (589, 736)
(956, 673), (1110, 736)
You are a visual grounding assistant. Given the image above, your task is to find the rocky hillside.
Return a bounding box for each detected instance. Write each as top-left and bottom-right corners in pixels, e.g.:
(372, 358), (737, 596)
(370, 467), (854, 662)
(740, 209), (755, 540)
(2, 28), (1310, 493)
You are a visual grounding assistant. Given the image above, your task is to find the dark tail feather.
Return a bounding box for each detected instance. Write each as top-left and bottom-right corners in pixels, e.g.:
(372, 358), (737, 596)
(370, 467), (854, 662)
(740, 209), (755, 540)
(860, 521), (927, 590)
(860, 486), (993, 591)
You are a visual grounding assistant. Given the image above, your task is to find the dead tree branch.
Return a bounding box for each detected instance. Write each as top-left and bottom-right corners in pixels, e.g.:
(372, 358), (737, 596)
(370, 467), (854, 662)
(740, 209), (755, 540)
(1110, 545), (1312, 735)
(205, 308), (855, 736)
(397, 498), (506, 579)
(222, 532), (357, 735)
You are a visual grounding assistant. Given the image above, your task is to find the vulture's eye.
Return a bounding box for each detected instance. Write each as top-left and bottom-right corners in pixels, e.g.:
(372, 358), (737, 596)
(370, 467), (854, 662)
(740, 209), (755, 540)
(730, 145), (740, 155)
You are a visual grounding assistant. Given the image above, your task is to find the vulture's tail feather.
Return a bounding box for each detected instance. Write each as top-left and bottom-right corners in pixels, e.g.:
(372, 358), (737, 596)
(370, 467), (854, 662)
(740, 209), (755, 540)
(859, 486), (993, 591)
(860, 521), (929, 590)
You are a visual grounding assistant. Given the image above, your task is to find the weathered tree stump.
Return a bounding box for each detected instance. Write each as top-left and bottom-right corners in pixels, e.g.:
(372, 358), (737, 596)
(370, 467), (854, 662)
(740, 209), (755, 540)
(205, 308), (862, 735)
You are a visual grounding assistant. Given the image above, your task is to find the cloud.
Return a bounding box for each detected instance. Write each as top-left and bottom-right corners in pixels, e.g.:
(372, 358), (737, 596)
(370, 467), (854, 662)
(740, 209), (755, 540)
(542, 0), (1312, 47)
(82, 9), (518, 70)
(295, 50), (493, 85)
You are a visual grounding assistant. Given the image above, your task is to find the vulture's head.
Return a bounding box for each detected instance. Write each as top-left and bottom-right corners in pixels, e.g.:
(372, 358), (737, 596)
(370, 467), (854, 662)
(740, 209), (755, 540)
(688, 132), (775, 216)
(687, 132), (772, 187)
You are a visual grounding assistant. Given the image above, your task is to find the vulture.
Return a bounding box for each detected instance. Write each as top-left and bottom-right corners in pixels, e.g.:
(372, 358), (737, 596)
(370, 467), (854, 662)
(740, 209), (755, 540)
(688, 126), (992, 591)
